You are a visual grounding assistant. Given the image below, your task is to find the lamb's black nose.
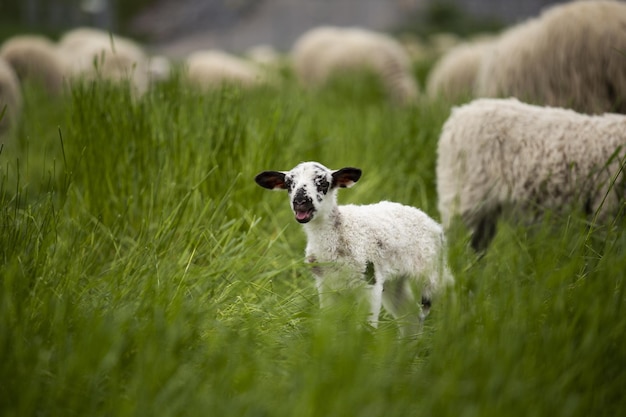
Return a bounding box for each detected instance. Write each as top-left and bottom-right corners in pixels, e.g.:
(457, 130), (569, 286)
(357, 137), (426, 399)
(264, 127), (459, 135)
(293, 189), (309, 205)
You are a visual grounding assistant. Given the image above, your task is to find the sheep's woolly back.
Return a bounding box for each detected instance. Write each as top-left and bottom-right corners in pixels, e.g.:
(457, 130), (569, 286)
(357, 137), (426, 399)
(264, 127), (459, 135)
(58, 27), (150, 96)
(245, 44), (284, 68)
(185, 50), (266, 89)
(475, 0), (626, 114)
(58, 27), (147, 71)
(0, 57), (22, 131)
(0, 35), (65, 95)
(426, 37), (494, 101)
(147, 55), (172, 84)
(291, 26), (343, 85)
(436, 98), (626, 233)
(291, 26), (418, 105)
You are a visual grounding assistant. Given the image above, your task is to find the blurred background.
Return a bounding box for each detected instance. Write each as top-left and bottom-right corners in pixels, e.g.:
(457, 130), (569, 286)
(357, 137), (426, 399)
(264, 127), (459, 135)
(1, 0), (568, 56)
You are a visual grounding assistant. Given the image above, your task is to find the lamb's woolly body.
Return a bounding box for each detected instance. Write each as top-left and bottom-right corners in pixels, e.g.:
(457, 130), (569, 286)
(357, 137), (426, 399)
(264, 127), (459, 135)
(437, 98), (626, 249)
(291, 26), (418, 105)
(256, 161), (453, 334)
(0, 57), (22, 131)
(475, 0), (626, 114)
(0, 35), (65, 94)
(186, 50), (266, 89)
(426, 38), (494, 101)
(304, 201), (448, 297)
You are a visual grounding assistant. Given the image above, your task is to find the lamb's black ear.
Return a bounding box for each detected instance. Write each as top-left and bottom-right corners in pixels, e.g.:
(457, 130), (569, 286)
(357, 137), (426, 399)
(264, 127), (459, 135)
(255, 171), (288, 190)
(332, 167), (362, 188)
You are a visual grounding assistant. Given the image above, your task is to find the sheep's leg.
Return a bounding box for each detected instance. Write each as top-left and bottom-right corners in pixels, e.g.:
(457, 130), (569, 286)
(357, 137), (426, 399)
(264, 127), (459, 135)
(470, 208), (500, 251)
(382, 276), (423, 336)
(367, 280), (384, 328)
(308, 255), (333, 309)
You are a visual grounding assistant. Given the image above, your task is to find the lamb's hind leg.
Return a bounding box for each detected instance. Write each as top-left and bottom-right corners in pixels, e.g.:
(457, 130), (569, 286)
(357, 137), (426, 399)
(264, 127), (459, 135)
(382, 276), (424, 336)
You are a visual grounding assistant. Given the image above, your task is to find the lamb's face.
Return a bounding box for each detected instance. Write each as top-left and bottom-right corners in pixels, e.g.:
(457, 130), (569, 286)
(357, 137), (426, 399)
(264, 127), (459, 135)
(284, 162), (335, 223)
(255, 161), (362, 224)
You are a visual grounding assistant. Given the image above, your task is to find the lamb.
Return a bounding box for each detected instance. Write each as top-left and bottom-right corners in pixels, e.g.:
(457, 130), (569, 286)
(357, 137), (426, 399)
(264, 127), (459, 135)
(474, 0), (626, 114)
(436, 98), (626, 251)
(0, 56), (22, 131)
(255, 162), (453, 334)
(0, 34), (66, 95)
(291, 26), (419, 105)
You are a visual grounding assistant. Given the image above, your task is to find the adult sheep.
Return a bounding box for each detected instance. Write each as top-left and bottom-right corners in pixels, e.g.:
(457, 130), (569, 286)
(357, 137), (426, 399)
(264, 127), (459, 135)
(426, 37), (494, 102)
(185, 50), (267, 89)
(58, 27), (150, 96)
(475, 0), (626, 114)
(0, 57), (22, 131)
(0, 35), (65, 95)
(437, 98), (626, 251)
(291, 26), (419, 105)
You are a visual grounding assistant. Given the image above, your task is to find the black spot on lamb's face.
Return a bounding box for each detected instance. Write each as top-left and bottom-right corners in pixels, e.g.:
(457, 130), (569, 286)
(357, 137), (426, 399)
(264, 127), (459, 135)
(286, 162), (335, 223)
(314, 175), (330, 195)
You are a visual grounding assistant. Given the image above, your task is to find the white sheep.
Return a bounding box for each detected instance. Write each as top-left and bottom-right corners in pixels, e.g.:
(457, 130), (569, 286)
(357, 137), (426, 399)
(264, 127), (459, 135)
(291, 26), (419, 105)
(436, 98), (626, 250)
(146, 55), (172, 84)
(58, 27), (150, 96)
(0, 34), (66, 95)
(185, 49), (267, 89)
(0, 56), (22, 131)
(244, 44), (284, 68)
(475, 0), (626, 114)
(291, 26), (343, 86)
(256, 162), (453, 334)
(426, 37), (494, 102)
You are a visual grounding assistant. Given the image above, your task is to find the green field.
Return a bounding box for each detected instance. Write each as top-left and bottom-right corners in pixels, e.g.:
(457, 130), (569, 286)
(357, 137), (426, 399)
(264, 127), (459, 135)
(1, 71), (624, 417)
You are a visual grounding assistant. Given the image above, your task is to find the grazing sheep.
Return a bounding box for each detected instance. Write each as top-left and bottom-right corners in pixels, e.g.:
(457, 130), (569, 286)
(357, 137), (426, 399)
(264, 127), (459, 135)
(244, 44), (283, 68)
(147, 55), (172, 84)
(291, 26), (342, 85)
(0, 35), (65, 95)
(291, 26), (419, 105)
(437, 98), (626, 251)
(427, 32), (462, 58)
(426, 37), (494, 102)
(0, 57), (22, 131)
(256, 162), (453, 335)
(475, 0), (626, 114)
(58, 27), (150, 96)
(185, 49), (266, 89)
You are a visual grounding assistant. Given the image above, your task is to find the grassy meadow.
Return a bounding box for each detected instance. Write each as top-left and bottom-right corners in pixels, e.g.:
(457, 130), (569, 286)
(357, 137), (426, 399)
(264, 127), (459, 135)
(1, 69), (625, 417)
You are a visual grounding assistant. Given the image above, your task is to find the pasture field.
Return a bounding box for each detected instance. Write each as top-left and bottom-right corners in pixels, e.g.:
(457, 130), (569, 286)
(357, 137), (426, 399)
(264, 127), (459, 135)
(1, 72), (625, 417)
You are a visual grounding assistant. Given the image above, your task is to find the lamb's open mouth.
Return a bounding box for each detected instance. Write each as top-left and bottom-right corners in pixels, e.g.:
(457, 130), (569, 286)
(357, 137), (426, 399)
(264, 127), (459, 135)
(293, 206), (315, 223)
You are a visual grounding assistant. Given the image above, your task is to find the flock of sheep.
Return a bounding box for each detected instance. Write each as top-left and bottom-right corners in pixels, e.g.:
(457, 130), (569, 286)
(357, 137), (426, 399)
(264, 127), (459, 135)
(432, 0), (626, 250)
(0, 27), (167, 129)
(2, 0), (626, 253)
(252, 0), (626, 333)
(1, 0), (625, 333)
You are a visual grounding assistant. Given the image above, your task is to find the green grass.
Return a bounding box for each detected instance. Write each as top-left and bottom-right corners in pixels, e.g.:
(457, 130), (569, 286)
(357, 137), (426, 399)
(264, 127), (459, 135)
(1, 73), (625, 417)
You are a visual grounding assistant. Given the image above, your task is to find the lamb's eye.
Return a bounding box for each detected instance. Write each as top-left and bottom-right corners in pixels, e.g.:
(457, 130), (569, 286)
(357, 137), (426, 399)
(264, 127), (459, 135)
(315, 176), (330, 194)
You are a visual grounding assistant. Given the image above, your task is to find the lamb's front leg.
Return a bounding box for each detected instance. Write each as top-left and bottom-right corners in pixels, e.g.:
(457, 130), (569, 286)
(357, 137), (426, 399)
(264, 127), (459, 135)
(367, 280), (384, 328)
(307, 255), (331, 308)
